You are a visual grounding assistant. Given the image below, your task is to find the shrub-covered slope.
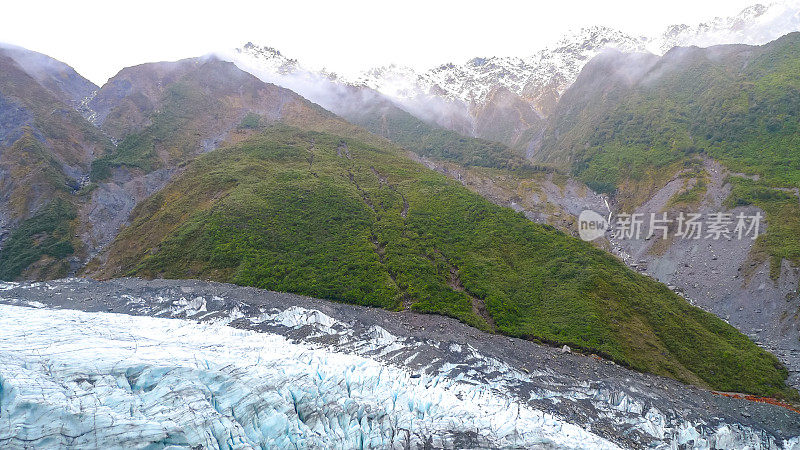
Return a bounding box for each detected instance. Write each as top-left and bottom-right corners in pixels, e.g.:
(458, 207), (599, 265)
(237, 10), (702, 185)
(0, 52), (363, 279)
(91, 124), (794, 398)
(536, 33), (800, 274)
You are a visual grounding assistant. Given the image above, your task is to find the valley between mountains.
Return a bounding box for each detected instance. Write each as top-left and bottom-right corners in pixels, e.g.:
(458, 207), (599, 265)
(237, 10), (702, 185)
(1, 5), (800, 447)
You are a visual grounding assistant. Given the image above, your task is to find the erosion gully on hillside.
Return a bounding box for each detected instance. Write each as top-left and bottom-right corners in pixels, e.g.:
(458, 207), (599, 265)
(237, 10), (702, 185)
(0, 278), (798, 448)
(606, 158), (800, 390)
(412, 153), (800, 392)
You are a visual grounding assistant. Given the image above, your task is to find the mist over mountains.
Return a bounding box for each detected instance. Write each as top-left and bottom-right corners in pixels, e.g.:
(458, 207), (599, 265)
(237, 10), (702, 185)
(223, 2), (800, 151)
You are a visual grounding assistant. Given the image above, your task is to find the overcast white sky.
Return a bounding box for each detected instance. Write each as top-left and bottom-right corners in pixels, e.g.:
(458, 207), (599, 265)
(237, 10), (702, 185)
(1, 0), (765, 85)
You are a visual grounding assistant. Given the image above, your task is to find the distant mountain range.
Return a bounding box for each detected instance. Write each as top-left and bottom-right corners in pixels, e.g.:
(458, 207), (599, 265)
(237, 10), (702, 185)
(231, 2), (800, 151)
(356, 3), (800, 109)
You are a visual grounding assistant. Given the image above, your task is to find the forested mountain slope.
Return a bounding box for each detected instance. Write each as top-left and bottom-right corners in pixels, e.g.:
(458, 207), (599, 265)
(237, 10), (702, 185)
(536, 33), (800, 274)
(90, 123), (794, 398)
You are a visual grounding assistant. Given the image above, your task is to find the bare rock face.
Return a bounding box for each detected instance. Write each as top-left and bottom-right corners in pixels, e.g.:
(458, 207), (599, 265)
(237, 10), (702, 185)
(79, 166), (174, 260)
(473, 85), (544, 149)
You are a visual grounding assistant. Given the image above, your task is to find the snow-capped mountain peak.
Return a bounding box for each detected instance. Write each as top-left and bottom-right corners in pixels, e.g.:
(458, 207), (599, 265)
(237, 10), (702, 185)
(352, 3), (799, 113)
(548, 26), (647, 54)
(353, 26), (646, 110)
(652, 1), (800, 53)
(237, 42), (301, 75)
(230, 2), (800, 142)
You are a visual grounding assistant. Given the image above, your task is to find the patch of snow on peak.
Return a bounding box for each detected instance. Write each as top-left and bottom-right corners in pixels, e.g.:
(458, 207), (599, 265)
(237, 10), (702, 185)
(652, 2), (800, 53)
(237, 42), (302, 75)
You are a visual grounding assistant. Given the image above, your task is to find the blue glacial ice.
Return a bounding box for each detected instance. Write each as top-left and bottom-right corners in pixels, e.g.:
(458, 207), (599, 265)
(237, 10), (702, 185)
(0, 304), (617, 449)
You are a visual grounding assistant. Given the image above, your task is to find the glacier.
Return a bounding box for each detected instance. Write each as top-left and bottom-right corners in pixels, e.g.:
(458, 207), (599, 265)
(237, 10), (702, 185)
(0, 278), (798, 449)
(0, 304), (613, 449)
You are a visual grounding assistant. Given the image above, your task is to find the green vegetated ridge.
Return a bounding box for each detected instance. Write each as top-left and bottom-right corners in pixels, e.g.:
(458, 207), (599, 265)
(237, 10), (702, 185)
(537, 33), (800, 274)
(0, 133), (85, 281)
(94, 124), (794, 399)
(345, 100), (528, 170)
(0, 198), (78, 280)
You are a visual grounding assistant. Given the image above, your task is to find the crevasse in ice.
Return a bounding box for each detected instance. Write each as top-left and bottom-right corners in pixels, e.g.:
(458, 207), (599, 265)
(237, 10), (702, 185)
(0, 304), (616, 449)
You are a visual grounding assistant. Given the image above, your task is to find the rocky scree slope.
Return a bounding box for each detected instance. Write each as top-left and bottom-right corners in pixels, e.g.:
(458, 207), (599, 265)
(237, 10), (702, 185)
(534, 33), (800, 274)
